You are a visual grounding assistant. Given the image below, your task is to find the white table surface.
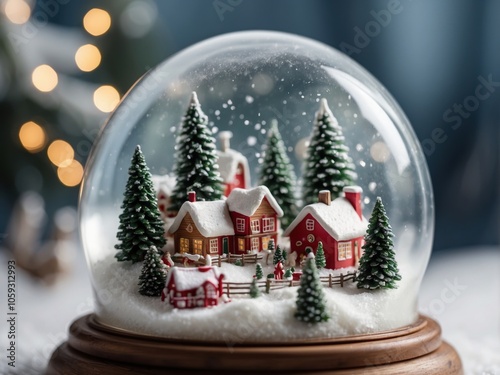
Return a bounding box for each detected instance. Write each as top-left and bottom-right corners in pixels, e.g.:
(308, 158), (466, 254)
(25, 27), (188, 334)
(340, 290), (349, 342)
(1, 246), (499, 374)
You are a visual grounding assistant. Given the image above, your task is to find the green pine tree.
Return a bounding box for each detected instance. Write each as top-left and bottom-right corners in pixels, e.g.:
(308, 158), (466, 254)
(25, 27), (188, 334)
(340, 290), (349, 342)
(273, 245), (284, 265)
(282, 249), (288, 265)
(249, 278), (261, 298)
(302, 98), (357, 206)
(315, 241), (326, 269)
(138, 246), (168, 297)
(295, 257), (330, 324)
(284, 268), (292, 279)
(255, 263), (264, 280)
(357, 197), (402, 290)
(115, 145), (166, 263)
(169, 92), (224, 212)
(258, 119), (298, 228)
(267, 238), (275, 252)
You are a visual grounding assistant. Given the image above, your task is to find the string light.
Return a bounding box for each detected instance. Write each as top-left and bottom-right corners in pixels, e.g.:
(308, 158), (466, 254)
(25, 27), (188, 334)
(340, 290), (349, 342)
(3, 0), (31, 24)
(32, 65), (58, 92)
(57, 160), (84, 187)
(47, 140), (74, 167)
(75, 44), (102, 72)
(93, 85), (120, 113)
(83, 8), (111, 36)
(19, 121), (46, 152)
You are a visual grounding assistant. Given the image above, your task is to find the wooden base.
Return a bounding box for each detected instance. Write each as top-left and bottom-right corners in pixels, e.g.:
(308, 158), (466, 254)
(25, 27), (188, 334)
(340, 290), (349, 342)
(46, 314), (462, 374)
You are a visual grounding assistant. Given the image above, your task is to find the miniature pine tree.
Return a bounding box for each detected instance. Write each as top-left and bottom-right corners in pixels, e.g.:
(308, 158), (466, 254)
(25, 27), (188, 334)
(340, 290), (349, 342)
(258, 119), (298, 228)
(138, 246), (168, 297)
(249, 278), (261, 298)
(284, 268), (292, 279)
(255, 263), (264, 280)
(357, 197), (402, 290)
(169, 92), (224, 212)
(267, 238), (275, 252)
(295, 257), (330, 324)
(282, 249), (288, 265)
(273, 245), (284, 265)
(115, 145), (166, 263)
(234, 259), (243, 267)
(315, 241), (326, 269)
(302, 98), (357, 206)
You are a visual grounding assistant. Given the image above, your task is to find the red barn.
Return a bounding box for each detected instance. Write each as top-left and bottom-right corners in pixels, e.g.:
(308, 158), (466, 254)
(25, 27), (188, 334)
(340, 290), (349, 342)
(284, 187), (368, 270)
(217, 131), (251, 196)
(162, 266), (225, 309)
(226, 186), (284, 254)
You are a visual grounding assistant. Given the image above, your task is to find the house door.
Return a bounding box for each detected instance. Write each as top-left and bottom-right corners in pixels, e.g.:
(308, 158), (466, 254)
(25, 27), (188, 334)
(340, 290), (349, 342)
(223, 237), (229, 255)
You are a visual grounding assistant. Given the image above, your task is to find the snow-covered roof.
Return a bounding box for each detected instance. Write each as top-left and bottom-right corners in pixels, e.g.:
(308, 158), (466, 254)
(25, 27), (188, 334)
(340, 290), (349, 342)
(226, 186), (284, 218)
(151, 174), (176, 195)
(168, 200), (235, 237)
(283, 197), (367, 241)
(217, 149), (251, 186)
(166, 266), (223, 292)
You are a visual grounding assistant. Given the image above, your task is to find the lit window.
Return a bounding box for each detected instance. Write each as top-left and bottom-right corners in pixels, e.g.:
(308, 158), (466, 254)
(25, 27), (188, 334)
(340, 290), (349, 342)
(236, 218), (245, 232)
(193, 239), (203, 254)
(306, 219), (315, 231)
(262, 217), (275, 232)
(209, 239), (218, 253)
(251, 237), (259, 251)
(238, 238), (245, 252)
(180, 238), (189, 253)
(261, 237), (271, 252)
(338, 242), (352, 261)
(250, 219), (260, 233)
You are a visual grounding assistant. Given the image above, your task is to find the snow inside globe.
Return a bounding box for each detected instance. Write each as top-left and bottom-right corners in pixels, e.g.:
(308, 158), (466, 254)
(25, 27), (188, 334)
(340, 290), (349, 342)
(80, 31), (434, 341)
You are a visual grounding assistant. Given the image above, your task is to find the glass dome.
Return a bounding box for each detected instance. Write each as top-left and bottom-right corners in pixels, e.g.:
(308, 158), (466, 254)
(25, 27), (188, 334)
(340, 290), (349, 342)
(80, 31), (434, 340)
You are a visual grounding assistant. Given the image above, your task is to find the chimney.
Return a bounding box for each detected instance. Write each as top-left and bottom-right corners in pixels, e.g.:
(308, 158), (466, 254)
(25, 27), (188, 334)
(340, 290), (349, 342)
(188, 191), (196, 203)
(318, 190), (331, 206)
(344, 186), (363, 219)
(219, 131), (233, 152)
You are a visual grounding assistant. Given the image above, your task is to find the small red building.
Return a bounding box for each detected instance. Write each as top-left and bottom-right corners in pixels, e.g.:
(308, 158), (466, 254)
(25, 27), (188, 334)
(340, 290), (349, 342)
(284, 187), (368, 270)
(217, 131), (251, 196)
(162, 266), (225, 309)
(226, 186), (284, 254)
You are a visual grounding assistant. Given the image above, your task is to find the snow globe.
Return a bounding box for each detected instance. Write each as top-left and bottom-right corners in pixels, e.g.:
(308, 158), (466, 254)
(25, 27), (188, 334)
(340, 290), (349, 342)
(47, 31), (462, 374)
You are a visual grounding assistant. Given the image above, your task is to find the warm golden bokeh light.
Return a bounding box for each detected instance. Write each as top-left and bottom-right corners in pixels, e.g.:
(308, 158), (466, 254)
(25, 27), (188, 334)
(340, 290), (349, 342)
(83, 8), (111, 36)
(75, 44), (102, 72)
(57, 160), (84, 187)
(32, 65), (58, 92)
(47, 140), (74, 167)
(370, 141), (391, 163)
(3, 0), (31, 25)
(19, 121), (46, 152)
(93, 85), (120, 113)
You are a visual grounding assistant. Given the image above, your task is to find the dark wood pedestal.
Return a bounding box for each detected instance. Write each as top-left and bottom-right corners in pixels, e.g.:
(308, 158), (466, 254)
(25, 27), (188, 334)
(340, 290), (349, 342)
(46, 314), (462, 374)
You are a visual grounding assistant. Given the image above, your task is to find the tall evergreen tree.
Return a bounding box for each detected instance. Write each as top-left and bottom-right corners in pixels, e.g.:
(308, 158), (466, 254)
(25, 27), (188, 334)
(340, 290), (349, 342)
(357, 197), (402, 290)
(302, 98), (357, 206)
(169, 92), (224, 212)
(295, 256), (330, 324)
(115, 146), (166, 263)
(138, 246), (168, 297)
(315, 241), (326, 269)
(258, 119), (298, 228)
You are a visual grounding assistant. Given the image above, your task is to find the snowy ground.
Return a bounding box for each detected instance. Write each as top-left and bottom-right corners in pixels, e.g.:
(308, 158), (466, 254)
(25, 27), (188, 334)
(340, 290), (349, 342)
(93, 254), (418, 342)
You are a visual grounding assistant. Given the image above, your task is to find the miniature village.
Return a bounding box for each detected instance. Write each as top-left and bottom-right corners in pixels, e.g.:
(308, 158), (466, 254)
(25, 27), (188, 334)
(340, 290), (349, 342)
(94, 91), (411, 341)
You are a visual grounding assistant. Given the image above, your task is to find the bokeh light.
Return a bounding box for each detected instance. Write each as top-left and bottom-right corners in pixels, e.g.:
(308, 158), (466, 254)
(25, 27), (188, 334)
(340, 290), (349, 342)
(3, 0), (31, 24)
(370, 141), (391, 163)
(19, 121), (46, 153)
(93, 85), (120, 113)
(75, 44), (102, 72)
(47, 140), (74, 167)
(83, 8), (111, 36)
(57, 159), (84, 187)
(32, 65), (58, 92)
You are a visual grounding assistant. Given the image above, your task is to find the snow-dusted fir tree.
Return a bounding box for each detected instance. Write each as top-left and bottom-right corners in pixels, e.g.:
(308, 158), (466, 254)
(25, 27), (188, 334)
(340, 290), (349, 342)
(315, 241), (326, 269)
(302, 98), (357, 206)
(138, 246), (168, 297)
(115, 146), (166, 263)
(258, 119), (298, 228)
(255, 263), (264, 280)
(249, 278), (261, 298)
(273, 245), (284, 265)
(169, 92), (224, 212)
(357, 197), (402, 290)
(295, 255), (330, 324)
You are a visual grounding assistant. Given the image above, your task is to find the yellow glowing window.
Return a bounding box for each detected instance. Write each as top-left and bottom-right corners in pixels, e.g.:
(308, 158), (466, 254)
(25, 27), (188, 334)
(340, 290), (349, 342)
(193, 239), (203, 254)
(180, 238), (189, 253)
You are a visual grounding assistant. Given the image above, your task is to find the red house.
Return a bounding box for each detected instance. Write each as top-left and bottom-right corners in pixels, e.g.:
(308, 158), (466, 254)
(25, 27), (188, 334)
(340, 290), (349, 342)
(162, 266), (225, 309)
(283, 187), (368, 270)
(226, 186), (284, 254)
(217, 131), (251, 196)
(168, 192), (235, 256)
